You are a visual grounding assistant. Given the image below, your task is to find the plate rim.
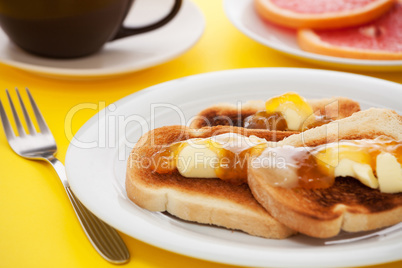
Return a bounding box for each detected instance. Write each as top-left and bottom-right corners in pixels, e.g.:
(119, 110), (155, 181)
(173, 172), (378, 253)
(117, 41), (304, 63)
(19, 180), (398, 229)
(66, 67), (402, 267)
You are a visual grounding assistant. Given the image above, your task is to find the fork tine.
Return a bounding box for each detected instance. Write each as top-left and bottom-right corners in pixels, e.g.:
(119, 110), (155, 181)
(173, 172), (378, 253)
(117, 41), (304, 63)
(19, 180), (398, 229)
(26, 88), (50, 134)
(6, 89), (26, 137)
(16, 88), (36, 135)
(0, 98), (16, 140)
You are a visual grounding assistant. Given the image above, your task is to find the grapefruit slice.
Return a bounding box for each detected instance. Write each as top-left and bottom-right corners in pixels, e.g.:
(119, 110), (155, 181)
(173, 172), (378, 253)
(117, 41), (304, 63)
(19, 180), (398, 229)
(298, 0), (402, 60)
(254, 0), (395, 29)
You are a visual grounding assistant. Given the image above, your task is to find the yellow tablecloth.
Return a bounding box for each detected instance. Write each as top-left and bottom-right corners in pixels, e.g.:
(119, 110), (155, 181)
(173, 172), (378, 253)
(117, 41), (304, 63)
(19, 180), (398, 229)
(1, 1), (402, 267)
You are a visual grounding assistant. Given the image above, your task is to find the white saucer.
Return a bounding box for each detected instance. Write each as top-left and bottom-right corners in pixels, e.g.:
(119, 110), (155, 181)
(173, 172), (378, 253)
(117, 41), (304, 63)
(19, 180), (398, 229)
(0, 0), (204, 79)
(224, 0), (402, 71)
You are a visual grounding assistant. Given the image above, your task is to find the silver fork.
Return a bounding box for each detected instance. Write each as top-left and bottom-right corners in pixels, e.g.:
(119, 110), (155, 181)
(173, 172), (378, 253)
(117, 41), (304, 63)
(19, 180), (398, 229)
(0, 88), (130, 264)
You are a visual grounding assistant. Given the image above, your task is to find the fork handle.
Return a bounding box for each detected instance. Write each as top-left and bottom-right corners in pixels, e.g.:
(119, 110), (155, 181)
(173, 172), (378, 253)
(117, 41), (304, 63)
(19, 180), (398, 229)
(46, 156), (130, 263)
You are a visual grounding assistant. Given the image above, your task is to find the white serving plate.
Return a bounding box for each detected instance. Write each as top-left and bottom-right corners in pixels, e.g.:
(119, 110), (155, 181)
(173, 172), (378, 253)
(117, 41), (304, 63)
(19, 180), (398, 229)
(66, 68), (402, 267)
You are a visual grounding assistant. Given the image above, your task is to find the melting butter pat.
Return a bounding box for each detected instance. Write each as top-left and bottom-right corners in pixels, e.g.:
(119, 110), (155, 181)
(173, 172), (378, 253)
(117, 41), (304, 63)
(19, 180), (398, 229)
(282, 108), (303, 131)
(177, 143), (218, 178)
(352, 163), (378, 189)
(334, 159), (378, 189)
(334, 159), (355, 177)
(265, 92), (314, 131)
(175, 133), (268, 179)
(376, 153), (402, 193)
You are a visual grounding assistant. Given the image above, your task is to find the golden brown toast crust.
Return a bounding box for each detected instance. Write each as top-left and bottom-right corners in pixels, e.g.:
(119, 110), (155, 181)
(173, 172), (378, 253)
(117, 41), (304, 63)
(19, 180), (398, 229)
(280, 108), (402, 147)
(190, 97), (361, 129)
(126, 126), (297, 239)
(248, 108), (402, 238)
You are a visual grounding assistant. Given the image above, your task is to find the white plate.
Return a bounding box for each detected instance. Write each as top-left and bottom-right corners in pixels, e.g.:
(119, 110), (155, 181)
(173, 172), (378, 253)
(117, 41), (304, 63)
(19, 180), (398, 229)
(0, 0), (204, 79)
(224, 0), (402, 71)
(65, 68), (402, 268)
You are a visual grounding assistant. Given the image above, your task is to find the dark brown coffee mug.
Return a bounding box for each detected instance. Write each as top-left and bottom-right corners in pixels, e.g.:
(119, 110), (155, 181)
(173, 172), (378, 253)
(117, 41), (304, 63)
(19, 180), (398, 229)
(0, 0), (182, 58)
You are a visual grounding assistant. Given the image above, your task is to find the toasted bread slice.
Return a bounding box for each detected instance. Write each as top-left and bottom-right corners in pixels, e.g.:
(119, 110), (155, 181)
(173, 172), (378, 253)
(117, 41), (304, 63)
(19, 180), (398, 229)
(126, 126), (297, 239)
(279, 108), (402, 147)
(190, 97), (361, 129)
(248, 108), (402, 238)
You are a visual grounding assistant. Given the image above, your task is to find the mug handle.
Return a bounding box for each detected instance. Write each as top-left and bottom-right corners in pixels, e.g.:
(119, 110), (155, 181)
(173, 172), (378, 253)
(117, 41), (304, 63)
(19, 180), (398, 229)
(112, 0), (182, 40)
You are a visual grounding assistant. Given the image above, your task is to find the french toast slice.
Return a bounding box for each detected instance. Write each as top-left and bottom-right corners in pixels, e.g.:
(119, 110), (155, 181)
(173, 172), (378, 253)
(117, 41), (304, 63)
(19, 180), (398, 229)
(190, 97), (360, 129)
(248, 108), (402, 238)
(126, 126), (297, 239)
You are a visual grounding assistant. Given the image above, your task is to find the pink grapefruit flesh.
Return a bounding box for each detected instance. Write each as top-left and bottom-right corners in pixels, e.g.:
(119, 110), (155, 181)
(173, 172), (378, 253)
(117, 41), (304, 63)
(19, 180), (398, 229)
(298, 1), (402, 59)
(254, 0), (395, 29)
(271, 0), (379, 14)
(317, 3), (402, 52)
